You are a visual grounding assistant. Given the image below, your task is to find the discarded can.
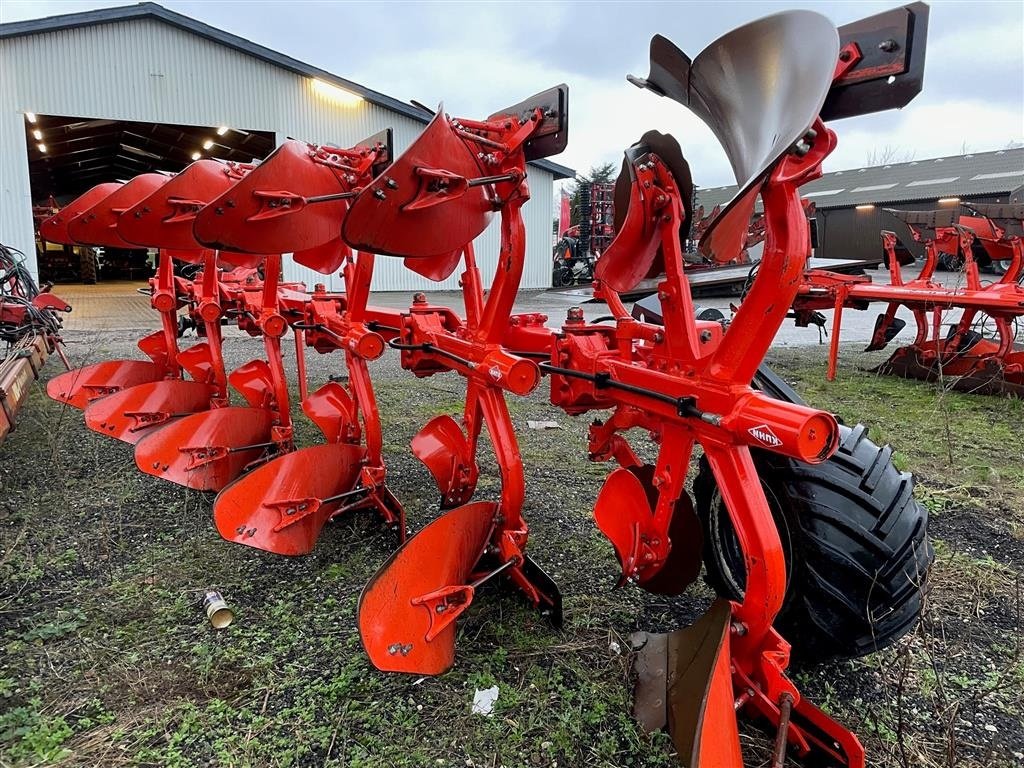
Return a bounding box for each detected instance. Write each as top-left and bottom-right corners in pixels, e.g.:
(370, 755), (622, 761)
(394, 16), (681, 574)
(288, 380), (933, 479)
(203, 590), (234, 629)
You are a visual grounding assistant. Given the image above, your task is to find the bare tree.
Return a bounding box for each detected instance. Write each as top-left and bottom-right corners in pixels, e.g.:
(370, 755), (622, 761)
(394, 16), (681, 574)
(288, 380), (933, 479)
(865, 145), (917, 166)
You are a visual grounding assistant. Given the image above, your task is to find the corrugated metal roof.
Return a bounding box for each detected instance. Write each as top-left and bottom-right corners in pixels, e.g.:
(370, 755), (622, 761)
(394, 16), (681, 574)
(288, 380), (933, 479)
(0, 2), (575, 180)
(696, 147), (1024, 211)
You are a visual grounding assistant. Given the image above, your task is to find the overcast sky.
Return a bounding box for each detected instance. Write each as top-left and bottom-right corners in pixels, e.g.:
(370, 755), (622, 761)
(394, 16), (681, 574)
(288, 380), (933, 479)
(3, 0), (1022, 190)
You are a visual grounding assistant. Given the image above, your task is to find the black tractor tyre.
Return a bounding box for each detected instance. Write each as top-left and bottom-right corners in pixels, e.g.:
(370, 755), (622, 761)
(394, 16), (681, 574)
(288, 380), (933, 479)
(692, 367), (933, 661)
(79, 250), (97, 284)
(555, 267), (574, 287)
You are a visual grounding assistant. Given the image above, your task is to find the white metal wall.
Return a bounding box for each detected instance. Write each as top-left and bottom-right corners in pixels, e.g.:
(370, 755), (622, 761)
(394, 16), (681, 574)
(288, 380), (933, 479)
(0, 18), (556, 291)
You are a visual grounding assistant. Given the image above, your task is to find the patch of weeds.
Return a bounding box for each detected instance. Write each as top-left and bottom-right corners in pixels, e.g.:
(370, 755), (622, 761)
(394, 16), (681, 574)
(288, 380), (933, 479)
(19, 608), (86, 644)
(0, 699), (73, 764)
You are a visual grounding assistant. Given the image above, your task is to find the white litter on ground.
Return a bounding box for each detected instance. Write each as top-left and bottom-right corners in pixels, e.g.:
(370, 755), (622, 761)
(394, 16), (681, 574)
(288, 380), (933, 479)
(471, 685), (499, 716)
(527, 420), (561, 430)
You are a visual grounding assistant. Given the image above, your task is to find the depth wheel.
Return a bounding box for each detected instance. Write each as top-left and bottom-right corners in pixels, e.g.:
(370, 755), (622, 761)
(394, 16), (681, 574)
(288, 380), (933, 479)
(694, 422), (932, 660)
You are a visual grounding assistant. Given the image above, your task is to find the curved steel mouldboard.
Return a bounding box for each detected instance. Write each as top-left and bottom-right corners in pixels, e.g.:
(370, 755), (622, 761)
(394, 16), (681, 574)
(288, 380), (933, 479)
(631, 11), (840, 262)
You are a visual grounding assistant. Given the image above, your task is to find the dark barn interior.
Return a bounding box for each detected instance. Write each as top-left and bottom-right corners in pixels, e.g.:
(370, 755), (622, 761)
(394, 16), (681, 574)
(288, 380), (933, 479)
(27, 114), (275, 283)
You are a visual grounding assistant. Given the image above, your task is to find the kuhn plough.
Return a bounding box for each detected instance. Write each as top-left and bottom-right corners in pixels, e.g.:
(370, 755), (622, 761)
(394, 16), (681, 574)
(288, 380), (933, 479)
(40, 132), (405, 551)
(795, 202), (1024, 395)
(38, 3), (938, 765)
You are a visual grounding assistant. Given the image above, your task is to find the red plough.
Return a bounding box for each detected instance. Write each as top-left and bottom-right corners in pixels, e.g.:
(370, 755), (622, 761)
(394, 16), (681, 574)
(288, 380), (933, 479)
(348, 4), (932, 765)
(121, 161), (292, 491)
(43, 176), (183, 408)
(34, 4), (940, 765)
(81, 159), (259, 444)
(132, 250), (294, 491)
(796, 203), (1024, 395)
(199, 132), (406, 555)
(350, 90), (568, 674)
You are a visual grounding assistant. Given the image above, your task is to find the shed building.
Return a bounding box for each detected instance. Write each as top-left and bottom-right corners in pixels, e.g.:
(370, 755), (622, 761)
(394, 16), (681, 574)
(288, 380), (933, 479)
(0, 2), (573, 290)
(696, 148), (1024, 262)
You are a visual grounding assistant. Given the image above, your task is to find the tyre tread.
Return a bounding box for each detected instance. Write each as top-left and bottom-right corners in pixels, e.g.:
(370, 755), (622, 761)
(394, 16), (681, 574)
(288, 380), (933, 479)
(694, 422), (933, 660)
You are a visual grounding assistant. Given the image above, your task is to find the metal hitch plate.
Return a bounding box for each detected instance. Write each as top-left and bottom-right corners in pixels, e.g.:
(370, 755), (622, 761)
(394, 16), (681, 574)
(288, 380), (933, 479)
(487, 84), (569, 162)
(134, 406), (274, 491)
(46, 360), (164, 409)
(83, 379), (217, 444)
(823, 2), (929, 121)
(358, 501), (497, 674)
(214, 442), (366, 556)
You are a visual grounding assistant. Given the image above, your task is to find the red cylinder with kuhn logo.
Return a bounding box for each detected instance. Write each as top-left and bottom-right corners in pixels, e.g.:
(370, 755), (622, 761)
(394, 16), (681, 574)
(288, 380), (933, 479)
(727, 392), (838, 463)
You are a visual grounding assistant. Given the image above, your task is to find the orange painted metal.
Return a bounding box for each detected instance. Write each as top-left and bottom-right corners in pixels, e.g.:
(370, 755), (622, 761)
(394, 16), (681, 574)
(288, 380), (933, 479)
(214, 442), (366, 555)
(67, 174), (171, 248)
(353, 93), (568, 675)
(46, 359), (164, 409)
(82, 380), (217, 444)
(410, 414), (478, 508)
(795, 203), (1024, 395)
(343, 111), (493, 268)
(38, 183), (122, 244)
(134, 406), (275, 492)
(358, 501), (497, 674)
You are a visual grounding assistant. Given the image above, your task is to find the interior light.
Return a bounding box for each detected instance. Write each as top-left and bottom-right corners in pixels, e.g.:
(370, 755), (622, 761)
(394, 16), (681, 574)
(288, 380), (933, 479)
(202, 139), (214, 150)
(37, 143), (46, 153)
(855, 204), (875, 210)
(217, 126), (229, 136)
(25, 112), (36, 123)
(32, 129), (42, 140)
(938, 197), (960, 204)
(191, 151), (202, 160)
(310, 78), (364, 106)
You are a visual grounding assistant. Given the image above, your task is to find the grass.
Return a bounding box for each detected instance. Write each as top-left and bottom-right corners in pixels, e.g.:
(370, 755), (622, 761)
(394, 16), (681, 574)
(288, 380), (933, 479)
(1, 336), (1022, 767)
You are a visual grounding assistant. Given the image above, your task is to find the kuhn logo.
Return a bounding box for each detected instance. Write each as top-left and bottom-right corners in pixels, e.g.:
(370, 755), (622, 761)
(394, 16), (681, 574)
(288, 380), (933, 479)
(748, 424), (782, 448)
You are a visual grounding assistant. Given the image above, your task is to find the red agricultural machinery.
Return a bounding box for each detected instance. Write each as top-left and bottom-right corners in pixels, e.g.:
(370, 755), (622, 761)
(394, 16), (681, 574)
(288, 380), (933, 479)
(40, 133), (406, 552)
(37, 3), (938, 766)
(795, 202), (1024, 395)
(0, 242), (70, 443)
